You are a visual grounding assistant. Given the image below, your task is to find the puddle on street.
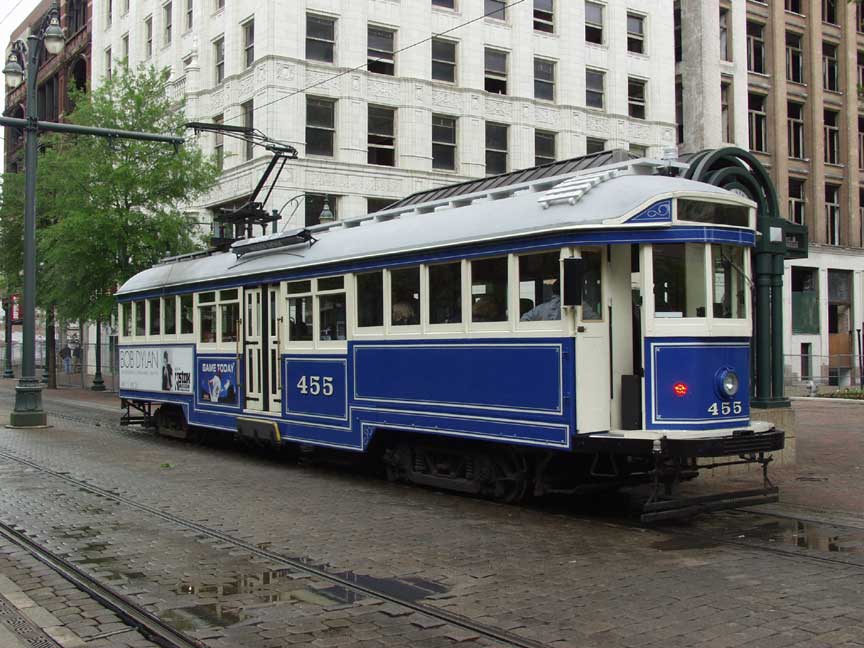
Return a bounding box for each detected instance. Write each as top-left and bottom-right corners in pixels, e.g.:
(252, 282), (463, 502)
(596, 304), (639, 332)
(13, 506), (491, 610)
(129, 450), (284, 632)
(728, 517), (864, 554)
(655, 514), (864, 555)
(159, 604), (245, 631)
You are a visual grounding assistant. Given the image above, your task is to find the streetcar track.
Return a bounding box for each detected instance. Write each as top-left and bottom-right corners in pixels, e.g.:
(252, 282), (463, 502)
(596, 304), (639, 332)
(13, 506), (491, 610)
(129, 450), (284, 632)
(0, 520), (204, 648)
(7, 395), (864, 573)
(0, 448), (550, 648)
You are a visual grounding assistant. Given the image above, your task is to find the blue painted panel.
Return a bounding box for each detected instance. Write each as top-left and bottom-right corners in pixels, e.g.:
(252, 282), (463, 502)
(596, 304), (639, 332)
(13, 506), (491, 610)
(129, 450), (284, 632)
(626, 199), (672, 224)
(284, 356), (348, 420)
(195, 354), (242, 412)
(352, 408), (570, 450)
(645, 338), (750, 430)
(353, 342), (564, 414)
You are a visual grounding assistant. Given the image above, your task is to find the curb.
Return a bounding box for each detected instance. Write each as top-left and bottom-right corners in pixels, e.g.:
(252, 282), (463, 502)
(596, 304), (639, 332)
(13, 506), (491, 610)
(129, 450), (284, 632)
(790, 396), (864, 404)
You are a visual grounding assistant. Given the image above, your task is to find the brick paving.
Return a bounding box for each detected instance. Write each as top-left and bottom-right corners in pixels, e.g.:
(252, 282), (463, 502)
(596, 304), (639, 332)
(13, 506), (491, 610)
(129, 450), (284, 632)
(0, 383), (862, 647)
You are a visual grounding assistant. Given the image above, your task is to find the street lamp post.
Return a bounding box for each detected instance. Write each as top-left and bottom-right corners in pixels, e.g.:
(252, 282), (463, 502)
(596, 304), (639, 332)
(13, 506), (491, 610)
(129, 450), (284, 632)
(3, 297), (13, 379)
(3, 2), (65, 427)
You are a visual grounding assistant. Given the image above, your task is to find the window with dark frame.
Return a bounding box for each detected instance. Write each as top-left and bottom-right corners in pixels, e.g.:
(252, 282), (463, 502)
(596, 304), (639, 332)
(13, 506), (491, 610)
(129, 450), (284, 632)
(485, 122), (508, 175)
(789, 178), (806, 225)
(105, 48), (112, 80)
(859, 116), (864, 170)
(858, 3), (864, 33)
(786, 0), (803, 13)
(674, 2), (682, 62)
(823, 0), (837, 25)
(720, 8), (730, 61)
(748, 93), (767, 153)
(213, 113), (224, 171)
(185, 0), (193, 30)
(721, 81), (732, 142)
(627, 13), (645, 54)
(145, 17), (153, 58)
(432, 115), (457, 171)
(304, 194), (339, 227)
(306, 15), (335, 63)
(243, 19), (255, 68)
(534, 0), (554, 33)
(747, 22), (765, 73)
(163, 2), (172, 46)
(214, 36), (224, 83)
(586, 138), (605, 154)
(676, 78), (684, 144)
(825, 183), (840, 245)
(242, 100), (254, 160)
(786, 32), (804, 83)
(368, 106), (396, 166)
(824, 109), (840, 165)
(586, 68), (604, 109)
(432, 38), (456, 82)
(535, 130), (555, 166)
(628, 78), (646, 119)
(432, 0), (456, 9)
(858, 51), (864, 89)
(585, 2), (603, 44)
(823, 42), (839, 92)
(484, 48), (508, 95)
(306, 97), (335, 157)
(534, 58), (555, 101)
(368, 26), (395, 75)
(485, 0), (506, 20)
(788, 101), (805, 160)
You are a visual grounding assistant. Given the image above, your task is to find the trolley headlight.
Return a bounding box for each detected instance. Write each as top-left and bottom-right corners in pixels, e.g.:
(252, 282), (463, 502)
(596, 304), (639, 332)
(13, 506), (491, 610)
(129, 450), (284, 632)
(717, 369), (740, 398)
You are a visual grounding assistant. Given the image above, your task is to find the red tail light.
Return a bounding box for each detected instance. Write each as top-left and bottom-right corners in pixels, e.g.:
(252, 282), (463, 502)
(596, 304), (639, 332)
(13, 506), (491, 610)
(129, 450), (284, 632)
(673, 382), (688, 397)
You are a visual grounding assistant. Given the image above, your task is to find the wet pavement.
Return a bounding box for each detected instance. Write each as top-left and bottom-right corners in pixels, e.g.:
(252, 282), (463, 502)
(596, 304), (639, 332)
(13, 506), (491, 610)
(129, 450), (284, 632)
(0, 384), (863, 647)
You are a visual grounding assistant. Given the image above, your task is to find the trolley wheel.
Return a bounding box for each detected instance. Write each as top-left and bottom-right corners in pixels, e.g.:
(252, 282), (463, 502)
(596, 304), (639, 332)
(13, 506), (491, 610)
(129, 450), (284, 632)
(153, 405), (188, 440)
(481, 448), (530, 504)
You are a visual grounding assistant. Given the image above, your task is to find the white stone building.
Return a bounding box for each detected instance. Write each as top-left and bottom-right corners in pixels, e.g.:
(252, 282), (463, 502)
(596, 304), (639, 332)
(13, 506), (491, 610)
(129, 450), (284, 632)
(90, 0), (677, 229)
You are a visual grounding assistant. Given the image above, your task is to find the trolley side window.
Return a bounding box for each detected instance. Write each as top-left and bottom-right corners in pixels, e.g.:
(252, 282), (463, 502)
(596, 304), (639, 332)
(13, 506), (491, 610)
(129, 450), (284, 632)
(317, 276), (346, 341)
(518, 252), (560, 321)
(287, 280), (313, 342)
(357, 271), (384, 328)
(652, 243), (706, 318)
(471, 256), (508, 323)
(149, 299), (161, 337)
(429, 262), (462, 325)
(391, 267), (421, 326)
(711, 245), (747, 319)
(121, 303), (132, 338)
(180, 295), (194, 335)
(198, 291), (217, 343)
(134, 301), (146, 336)
(163, 296), (177, 336)
(219, 289), (240, 343)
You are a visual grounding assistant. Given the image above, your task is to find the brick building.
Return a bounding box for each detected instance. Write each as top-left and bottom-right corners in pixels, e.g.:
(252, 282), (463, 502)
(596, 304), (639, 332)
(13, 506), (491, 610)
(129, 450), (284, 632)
(3, 0), (91, 173)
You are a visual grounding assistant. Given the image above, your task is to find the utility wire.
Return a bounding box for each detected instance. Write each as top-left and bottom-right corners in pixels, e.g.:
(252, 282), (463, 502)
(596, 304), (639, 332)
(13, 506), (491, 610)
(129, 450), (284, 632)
(0, 0), (28, 29)
(222, 0), (527, 125)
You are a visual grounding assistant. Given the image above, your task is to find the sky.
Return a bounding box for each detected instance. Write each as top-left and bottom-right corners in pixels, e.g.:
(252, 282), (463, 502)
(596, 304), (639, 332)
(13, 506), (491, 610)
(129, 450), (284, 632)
(1, 0), (42, 174)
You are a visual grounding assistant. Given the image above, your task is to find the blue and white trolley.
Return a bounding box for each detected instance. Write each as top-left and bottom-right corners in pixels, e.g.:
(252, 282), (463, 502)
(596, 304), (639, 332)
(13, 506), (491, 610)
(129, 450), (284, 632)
(117, 156), (784, 519)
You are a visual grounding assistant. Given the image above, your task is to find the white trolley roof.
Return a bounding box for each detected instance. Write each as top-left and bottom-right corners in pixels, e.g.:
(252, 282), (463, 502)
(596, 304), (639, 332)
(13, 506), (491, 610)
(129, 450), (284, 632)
(117, 165), (752, 297)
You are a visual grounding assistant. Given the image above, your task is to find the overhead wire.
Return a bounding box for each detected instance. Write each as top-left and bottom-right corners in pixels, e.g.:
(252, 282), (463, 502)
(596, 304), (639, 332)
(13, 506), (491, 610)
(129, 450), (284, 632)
(221, 0), (528, 126)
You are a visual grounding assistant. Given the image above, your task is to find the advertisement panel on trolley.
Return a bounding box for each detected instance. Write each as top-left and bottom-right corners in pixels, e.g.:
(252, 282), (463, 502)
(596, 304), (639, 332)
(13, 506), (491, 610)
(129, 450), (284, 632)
(119, 346), (193, 393)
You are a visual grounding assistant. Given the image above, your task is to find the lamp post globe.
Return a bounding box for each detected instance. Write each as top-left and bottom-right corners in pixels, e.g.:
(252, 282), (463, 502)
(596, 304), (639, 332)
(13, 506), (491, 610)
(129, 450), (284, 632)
(3, 53), (23, 88)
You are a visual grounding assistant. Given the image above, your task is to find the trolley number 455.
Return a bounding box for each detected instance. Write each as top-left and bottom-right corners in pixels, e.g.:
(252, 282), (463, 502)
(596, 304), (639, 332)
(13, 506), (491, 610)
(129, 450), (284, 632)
(707, 401), (743, 416)
(296, 375), (335, 397)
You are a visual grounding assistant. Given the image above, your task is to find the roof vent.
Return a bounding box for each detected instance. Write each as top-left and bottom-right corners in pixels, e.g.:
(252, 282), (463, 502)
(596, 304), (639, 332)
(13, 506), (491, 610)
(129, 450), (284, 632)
(538, 169), (619, 209)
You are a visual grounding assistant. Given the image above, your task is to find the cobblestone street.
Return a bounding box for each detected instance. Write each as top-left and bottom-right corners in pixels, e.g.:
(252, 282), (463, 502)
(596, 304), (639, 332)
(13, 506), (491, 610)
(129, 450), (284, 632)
(0, 385), (863, 648)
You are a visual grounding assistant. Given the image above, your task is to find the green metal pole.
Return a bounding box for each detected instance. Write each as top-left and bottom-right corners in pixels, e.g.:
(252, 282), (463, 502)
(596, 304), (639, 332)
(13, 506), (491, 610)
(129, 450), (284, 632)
(91, 320), (105, 391)
(9, 34), (47, 427)
(753, 250), (773, 405)
(771, 253), (786, 401)
(3, 298), (13, 378)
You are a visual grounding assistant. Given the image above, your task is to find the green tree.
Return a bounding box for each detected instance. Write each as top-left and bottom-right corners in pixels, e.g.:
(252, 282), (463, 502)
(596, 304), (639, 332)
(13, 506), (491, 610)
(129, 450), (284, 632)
(3, 63), (217, 323)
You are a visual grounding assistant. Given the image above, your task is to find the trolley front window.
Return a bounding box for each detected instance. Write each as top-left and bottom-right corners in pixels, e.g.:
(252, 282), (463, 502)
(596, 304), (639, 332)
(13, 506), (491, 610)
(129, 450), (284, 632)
(652, 244), (706, 318)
